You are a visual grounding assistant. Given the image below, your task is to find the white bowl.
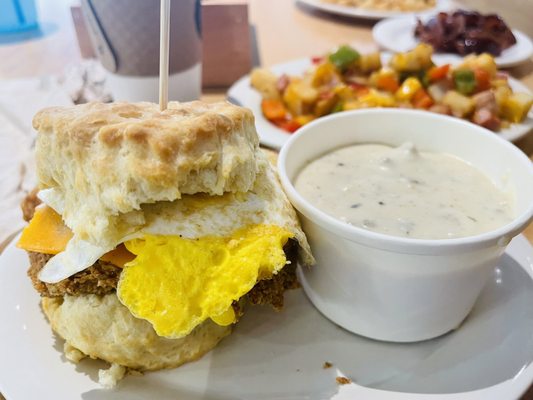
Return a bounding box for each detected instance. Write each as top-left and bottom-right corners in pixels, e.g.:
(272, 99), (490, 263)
(278, 109), (533, 342)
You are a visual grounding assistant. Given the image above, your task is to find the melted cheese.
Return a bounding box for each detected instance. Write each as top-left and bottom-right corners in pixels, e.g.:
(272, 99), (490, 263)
(17, 206), (133, 267)
(18, 206), (72, 254)
(118, 225), (293, 338)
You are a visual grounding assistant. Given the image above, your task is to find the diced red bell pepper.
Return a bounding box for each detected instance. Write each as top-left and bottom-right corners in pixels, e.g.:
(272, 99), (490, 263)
(474, 68), (491, 92)
(427, 64), (450, 82)
(275, 119), (301, 133)
(319, 90), (335, 100)
(311, 56), (324, 65)
(349, 83), (370, 96)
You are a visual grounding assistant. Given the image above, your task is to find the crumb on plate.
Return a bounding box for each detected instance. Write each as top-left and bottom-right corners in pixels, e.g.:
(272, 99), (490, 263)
(98, 363), (126, 388)
(336, 376), (352, 385)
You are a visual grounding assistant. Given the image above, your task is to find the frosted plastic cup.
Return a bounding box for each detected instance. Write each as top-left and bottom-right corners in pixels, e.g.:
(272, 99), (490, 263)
(81, 0), (201, 102)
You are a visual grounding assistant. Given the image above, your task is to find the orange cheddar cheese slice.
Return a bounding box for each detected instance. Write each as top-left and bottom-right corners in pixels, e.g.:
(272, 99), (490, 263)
(100, 244), (135, 267)
(17, 205), (133, 267)
(18, 206), (72, 255)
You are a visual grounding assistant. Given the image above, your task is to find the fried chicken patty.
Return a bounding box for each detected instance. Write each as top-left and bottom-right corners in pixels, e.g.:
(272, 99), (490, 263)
(27, 245), (299, 309)
(23, 192), (299, 310)
(28, 252), (121, 297)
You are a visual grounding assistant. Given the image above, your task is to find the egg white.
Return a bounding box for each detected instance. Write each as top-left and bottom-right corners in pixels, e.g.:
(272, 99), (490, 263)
(37, 153), (310, 283)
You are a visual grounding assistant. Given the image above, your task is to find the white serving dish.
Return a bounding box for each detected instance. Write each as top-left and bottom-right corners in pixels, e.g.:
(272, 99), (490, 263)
(227, 57), (533, 149)
(297, 0), (453, 21)
(278, 108), (533, 342)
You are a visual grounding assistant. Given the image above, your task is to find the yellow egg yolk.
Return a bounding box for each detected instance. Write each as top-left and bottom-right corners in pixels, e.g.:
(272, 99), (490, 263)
(118, 225), (293, 339)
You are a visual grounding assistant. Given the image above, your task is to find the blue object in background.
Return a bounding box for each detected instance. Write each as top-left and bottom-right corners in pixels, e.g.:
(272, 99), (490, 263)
(0, 0), (39, 33)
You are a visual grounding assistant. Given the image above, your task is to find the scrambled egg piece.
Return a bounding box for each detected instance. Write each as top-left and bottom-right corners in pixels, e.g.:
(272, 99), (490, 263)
(117, 224), (293, 339)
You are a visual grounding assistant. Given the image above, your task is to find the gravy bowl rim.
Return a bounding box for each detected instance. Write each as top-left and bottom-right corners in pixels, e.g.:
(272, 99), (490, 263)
(277, 109), (533, 254)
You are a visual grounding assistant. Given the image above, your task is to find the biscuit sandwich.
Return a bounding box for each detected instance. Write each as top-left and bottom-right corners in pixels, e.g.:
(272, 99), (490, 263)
(17, 101), (313, 386)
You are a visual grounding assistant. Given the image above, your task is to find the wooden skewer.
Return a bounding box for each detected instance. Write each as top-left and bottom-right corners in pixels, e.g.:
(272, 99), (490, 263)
(159, 0), (171, 111)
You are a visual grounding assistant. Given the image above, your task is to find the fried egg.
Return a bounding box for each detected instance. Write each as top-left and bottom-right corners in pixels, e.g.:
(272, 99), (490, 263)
(32, 153), (310, 284)
(118, 225), (292, 338)
(18, 153), (314, 335)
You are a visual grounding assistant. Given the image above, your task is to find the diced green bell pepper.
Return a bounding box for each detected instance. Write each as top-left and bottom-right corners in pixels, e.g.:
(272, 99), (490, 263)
(328, 45), (360, 72)
(453, 69), (476, 95)
(331, 102), (344, 113)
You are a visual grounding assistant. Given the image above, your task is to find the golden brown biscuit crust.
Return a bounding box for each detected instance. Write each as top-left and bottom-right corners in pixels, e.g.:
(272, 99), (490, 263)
(42, 294), (231, 371)
(33, 101), (259, 242)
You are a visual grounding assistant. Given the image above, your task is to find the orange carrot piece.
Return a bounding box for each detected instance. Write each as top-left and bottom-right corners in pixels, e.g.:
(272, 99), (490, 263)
(376, 75), (399, 92)
(474, 68), (491, 92)
(261, 99), (287, 120)
(412, 88), (434, 109)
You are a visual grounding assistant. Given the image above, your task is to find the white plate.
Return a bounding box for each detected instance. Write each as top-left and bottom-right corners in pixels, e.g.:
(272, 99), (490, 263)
(1, 234), (533, 399)
(297, 0), (452, 21)
(373, 16), (533, 68)
(227, 56), (533, 149)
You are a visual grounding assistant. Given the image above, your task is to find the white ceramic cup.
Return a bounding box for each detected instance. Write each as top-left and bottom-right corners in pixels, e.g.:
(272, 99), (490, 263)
(278, 109), (533, 343)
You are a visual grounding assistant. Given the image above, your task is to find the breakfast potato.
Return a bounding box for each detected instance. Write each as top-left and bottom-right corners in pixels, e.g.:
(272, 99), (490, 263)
(358, 90), (396, 107)
(283, 79), (319, 115)
(358, 52), (382, 74)
(369, 69), (400, 92)
(314, 92), (339, 116)
(390, 43), (433, 72)
(250, 68), (280, 100)
(459, 54), (497, 78)
(427, 82), (449, 102)
(311, 62), (340, 87)
(294, 114), (316, 125)
(442, 91), (475, 117)
(333, 83), (356, 101)
(501, 92), (533, 123)
(494, 85), (513, 111)
(395, 77), (423, 101)
(251, 45), (532, 133)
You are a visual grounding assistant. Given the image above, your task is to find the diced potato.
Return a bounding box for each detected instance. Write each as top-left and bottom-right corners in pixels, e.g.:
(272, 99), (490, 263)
(390, 44), (433, 72)
(501, 120), (511, 129)
(493, 85), (512, 113)
(311, 62), (340, 87)
(491, 79), (509, 89)
(294, 114), (316, 126)
(501, 92), (533, 123)
(442, 90), (475, 117)
(369, 68), (399, 92)
(333, 83), (356, 101)
(314, 93), (338, 116)
(250, 68), (280, 100)
(343, 100), (365, 110)
(358, 52), (382, 74)
(395, 77), (422, 101)
(358, 89), (396, 107)
(369, 69), (384, 86)
(427, 82), (449, 102)
(459, 54), (497, 78)
(283, 80), (319, 116)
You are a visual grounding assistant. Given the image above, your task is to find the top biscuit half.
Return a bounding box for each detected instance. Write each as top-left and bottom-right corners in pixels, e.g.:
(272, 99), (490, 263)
(32, 101), (259, 241)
